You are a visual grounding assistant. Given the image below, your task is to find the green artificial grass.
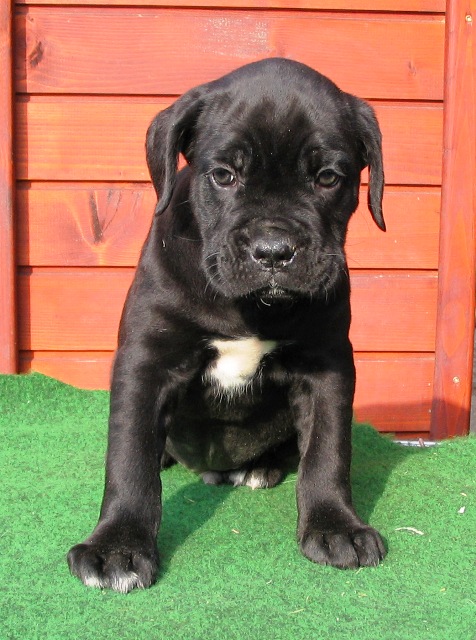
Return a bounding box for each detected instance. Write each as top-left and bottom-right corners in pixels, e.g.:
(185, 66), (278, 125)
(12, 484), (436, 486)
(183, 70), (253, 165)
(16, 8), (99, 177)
(1, 373), (475, 640)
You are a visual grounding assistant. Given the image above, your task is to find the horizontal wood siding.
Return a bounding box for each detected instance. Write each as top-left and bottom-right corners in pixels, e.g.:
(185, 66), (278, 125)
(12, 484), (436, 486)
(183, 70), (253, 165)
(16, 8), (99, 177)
(15, 99), (444, 185)
(17, 269), (438, 352)
(15, 1), (446, 10)
(13, 0), (449, 436)
(17, 184), (441, 269)
(15, 8), (444, 100)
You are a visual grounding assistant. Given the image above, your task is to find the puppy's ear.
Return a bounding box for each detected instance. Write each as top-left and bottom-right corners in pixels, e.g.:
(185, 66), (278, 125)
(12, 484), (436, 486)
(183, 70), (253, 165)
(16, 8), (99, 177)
(352, 99), (386, 231)
(146, 87), (207, 214)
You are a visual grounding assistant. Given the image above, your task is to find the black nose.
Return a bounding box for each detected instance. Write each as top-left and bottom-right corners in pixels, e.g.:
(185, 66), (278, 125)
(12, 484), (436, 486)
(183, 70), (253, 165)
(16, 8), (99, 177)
(251, 236), (296, 269)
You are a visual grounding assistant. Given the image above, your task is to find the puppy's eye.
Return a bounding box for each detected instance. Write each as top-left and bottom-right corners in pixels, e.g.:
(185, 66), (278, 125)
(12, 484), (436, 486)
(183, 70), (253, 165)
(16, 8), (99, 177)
(315, 170), (340, 188)
(211, 168), (237, 188)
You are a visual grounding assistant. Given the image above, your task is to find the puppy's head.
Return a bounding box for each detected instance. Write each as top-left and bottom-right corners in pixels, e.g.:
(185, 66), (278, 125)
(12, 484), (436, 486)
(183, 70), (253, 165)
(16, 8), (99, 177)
(146, 58), (384, 304)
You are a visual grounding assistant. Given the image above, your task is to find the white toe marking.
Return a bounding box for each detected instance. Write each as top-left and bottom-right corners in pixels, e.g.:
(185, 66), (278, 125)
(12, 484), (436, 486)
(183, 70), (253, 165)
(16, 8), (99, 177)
(246, 472), (267, 490)
(82, 570), (144, 593)
(206, 337), (277, 392)
(111, 573), (144, 593)
(83, 575), (103, 589)
(229, 470), (268, 489)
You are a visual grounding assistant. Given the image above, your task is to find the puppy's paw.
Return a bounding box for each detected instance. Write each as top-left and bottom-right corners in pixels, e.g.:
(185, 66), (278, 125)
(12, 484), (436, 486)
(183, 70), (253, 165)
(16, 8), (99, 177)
(67, 538), (159, 593)
(201, 466), (284, 489)
(299, 526), (386, 569)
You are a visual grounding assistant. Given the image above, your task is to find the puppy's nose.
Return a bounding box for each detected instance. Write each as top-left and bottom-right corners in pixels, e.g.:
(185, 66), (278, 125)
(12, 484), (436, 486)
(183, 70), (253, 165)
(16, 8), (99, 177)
(251, 236), (296, 269)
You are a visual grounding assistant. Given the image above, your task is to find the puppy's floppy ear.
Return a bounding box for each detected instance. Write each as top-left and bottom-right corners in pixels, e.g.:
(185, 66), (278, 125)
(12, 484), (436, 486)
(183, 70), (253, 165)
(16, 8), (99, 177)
(146, 87), (207, 214)
(352, 98), (386, 231)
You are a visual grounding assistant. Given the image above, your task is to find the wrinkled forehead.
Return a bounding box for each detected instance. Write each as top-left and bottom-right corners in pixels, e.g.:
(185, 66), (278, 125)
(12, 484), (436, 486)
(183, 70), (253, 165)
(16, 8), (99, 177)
(195, 85), (354, 167)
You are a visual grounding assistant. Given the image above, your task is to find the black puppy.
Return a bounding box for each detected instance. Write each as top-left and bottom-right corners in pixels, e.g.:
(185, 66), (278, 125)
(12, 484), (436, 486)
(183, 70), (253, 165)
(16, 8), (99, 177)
(68, 58), (386, 592)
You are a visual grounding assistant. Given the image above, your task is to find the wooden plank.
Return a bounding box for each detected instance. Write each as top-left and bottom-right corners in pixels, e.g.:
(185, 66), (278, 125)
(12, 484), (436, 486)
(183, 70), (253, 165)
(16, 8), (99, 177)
(430, 0), (476, 439)
(0, 0), (17, 374)
(19, 351), (113, 390)
(354, 353), (434, 432)
(18, 268), (132, 352)
(15, 7), (445, 100)
(16, 183), (150, 267)
(14, 98), (444, 185)
(17, 268), (437, 352)
(14, 1), (447, 12)
(19, 349), (434, 433)
(349, 271), (437, 352)
(17, 183), (440, 269)
(14, 99), (163, 183)
(347, 188), (440, 269)
(376, 102), (443, 186)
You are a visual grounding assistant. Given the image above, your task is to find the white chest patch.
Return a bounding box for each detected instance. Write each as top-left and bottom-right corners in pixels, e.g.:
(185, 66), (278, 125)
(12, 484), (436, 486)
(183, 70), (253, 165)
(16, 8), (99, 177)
(206, 337), (277, 393)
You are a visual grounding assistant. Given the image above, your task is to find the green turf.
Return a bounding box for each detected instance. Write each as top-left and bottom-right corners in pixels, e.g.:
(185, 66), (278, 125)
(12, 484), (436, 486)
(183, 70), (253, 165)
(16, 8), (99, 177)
(1, 373), (475, 639)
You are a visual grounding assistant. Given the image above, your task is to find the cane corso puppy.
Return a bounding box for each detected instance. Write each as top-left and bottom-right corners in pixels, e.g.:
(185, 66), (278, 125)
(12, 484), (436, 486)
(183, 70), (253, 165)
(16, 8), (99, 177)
(68, 58), (387, 592)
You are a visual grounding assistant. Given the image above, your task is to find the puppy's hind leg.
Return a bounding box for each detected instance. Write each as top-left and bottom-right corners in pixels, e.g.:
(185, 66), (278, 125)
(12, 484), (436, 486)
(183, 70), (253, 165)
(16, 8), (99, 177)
(202, 467), (283, 490)
(201, 438), (298, 490)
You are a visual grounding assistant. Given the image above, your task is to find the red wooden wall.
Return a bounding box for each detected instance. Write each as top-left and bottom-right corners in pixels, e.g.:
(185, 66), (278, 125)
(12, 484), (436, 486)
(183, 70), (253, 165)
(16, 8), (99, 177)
(1, 0), (474, 439)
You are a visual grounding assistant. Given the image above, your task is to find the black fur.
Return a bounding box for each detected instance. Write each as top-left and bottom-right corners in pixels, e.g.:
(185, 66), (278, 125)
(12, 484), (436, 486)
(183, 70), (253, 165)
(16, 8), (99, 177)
(68, 58), (386, 592)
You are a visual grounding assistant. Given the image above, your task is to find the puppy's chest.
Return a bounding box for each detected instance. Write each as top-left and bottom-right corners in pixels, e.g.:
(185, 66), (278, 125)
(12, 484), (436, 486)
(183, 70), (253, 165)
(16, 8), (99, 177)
(205, 337), (277, 393)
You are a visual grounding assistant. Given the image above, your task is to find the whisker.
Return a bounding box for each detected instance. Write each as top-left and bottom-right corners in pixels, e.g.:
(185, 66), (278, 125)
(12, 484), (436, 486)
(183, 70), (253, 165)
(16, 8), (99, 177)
(204, 251), (220, 263)
(204, 265), (224, 297)
(172, 234), (201, 242)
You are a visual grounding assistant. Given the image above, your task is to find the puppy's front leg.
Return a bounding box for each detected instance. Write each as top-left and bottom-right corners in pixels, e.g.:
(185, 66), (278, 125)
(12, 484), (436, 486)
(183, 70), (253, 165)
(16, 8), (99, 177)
(293, 358), (386, 569)
(68, 345), (167, 592)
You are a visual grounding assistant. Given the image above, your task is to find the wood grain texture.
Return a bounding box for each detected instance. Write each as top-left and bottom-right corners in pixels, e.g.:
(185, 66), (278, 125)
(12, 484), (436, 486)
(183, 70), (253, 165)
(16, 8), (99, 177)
(14, 0), (447, 11)
(354, 353), (434, 432)
(349, 271), (437, 352)
(17, 268), (438, 352)
(346, 188), (440, 270)
(16, 183), (440, 269)
(16, 183), (150, 267)
(19, 350), (113, 390)
(15, 7), (445, 100)
(430, 0), (476, 438)
(0, 0), (17, 373)
(14, 98), (444, 185)
(18, 349), (434, 433)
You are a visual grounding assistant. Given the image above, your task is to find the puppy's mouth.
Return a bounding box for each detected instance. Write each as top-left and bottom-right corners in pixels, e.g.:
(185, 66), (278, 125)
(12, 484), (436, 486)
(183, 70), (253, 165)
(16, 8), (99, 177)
(250, 284), (297, 307)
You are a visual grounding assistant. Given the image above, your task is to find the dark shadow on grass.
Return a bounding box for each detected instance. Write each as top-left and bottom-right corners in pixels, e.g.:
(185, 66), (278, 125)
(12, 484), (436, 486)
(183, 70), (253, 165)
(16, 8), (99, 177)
(156, 417), (427, 574)
(157, 477), (234, 576)
(350, 421), (422, 527)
